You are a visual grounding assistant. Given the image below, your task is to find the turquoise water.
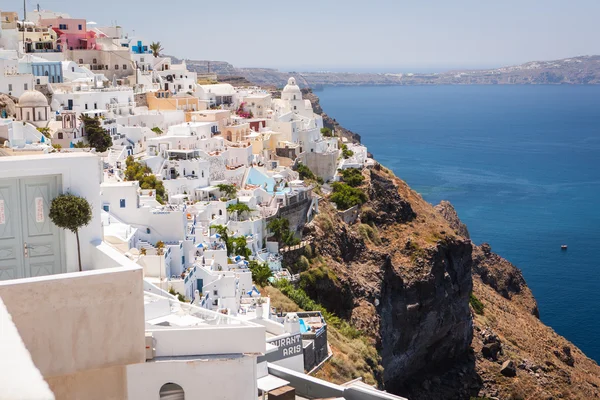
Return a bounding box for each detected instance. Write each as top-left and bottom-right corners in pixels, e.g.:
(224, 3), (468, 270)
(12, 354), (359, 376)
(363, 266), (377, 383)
(299, 318), (310, 333)
(246, 167), (276, 192)
(317, 85), (600, 362)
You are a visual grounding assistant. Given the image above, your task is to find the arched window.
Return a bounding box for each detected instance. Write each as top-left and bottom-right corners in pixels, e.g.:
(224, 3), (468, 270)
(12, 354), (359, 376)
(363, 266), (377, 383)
(159, 382), (184, 400)
(219, 210), (222, 216)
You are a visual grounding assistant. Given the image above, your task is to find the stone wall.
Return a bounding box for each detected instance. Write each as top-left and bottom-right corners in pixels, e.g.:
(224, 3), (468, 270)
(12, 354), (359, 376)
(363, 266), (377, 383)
(134, 93), (148, 108)
(338, 205), (359, 225)
(300, 151), (337, 182)
(279, 196), (312, 236)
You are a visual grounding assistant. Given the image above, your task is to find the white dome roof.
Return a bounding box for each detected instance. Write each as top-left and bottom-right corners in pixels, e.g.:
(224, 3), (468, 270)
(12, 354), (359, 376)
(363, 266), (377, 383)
(282, 77), (301, 93)
(18, 90), (48, 107)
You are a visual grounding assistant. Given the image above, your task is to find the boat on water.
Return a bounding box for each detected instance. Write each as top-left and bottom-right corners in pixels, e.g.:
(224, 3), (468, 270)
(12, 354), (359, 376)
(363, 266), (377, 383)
(561, 245), (568, 250)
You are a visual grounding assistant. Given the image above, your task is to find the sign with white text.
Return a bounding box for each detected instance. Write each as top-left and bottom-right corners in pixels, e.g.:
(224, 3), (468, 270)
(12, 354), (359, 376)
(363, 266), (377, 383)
(257, 333), (303, 363)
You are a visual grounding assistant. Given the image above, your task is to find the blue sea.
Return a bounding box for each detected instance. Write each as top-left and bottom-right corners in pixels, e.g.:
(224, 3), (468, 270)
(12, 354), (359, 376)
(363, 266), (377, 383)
(317, 85), (600, 362)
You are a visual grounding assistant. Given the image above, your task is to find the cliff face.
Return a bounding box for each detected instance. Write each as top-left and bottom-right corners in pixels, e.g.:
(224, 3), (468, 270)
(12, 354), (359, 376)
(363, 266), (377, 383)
(298, 163), (600, 399)
(302, 167), (480, 398)
(379, 237), (474, 395)
(434, 201), (470, 239)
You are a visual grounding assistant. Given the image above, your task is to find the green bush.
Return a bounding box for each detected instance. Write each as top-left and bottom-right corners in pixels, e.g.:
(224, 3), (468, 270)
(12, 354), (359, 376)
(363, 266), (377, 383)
(267, 217), (298, 246)
(360, 206), (377, 224)
(316, 214), (334, 231)
(330, 182), (367, 210)
(358, 224), (381, 245)
(79, 114), (112, 152)
(320, 127), (333, 137)
(297, 163), (316, 181)
(248, 260), (272, 287)
(341, 168), (364, 187)
(470, 293), (485, 315)
(303, 244), (313, 259)
(296, 255), (310, 272)
(124, 156), (167, 204)
(299, 266), (337, 289)
(341, 144), (354, 159)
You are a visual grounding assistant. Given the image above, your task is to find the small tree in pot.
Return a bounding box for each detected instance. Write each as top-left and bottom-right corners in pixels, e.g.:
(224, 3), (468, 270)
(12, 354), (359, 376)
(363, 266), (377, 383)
(49, 193), (92, 272)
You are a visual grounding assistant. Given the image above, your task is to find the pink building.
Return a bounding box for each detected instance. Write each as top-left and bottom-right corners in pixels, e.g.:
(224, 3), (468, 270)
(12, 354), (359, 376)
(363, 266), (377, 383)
(39, 18), (99, 51)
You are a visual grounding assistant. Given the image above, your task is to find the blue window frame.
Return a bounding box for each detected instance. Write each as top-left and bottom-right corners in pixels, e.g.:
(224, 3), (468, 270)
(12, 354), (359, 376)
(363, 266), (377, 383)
(120, 199), (126, 208)
(78, 24), (82, 30)
(102, 205), (109, 212)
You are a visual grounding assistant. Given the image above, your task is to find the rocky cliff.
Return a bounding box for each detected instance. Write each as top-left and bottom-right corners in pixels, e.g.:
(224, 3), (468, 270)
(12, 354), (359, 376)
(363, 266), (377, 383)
(299, 166), (479, 398)
(291, 161), (600, 399)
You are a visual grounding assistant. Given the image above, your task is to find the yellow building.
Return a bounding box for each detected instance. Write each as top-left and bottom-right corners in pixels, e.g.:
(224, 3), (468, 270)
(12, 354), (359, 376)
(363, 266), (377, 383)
(21, 24), (59, 53)
(223, 122), (252, 143)
(146, 91), (203, 113)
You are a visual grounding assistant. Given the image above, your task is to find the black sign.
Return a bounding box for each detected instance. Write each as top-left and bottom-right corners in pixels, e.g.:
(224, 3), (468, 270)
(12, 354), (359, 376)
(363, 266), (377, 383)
(257, 333), (303, 363)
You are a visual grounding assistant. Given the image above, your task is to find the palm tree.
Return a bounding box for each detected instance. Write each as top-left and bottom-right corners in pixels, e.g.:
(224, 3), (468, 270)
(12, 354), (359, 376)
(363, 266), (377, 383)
(149, 42), (163, 58)
(216, 184), (237, 200)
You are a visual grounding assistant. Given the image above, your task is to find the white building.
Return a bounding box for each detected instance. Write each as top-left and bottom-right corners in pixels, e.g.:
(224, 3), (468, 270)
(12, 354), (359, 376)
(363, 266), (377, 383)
(0, 57), (46, 97)
(51, 82), (135, 118)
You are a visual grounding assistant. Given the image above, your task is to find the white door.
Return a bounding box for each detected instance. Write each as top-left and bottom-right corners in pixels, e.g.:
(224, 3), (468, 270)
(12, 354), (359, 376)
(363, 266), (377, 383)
(0, 176), (63, 280)
(0, 179), (25, 279)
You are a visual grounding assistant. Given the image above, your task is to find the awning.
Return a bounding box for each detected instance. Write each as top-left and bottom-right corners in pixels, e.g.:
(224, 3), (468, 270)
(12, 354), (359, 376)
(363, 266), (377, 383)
(257, 375), (289, 393)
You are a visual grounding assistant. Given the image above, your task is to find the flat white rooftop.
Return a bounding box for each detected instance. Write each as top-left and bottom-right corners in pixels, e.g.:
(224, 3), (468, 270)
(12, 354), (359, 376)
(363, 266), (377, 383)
(144, 292), (257, 328)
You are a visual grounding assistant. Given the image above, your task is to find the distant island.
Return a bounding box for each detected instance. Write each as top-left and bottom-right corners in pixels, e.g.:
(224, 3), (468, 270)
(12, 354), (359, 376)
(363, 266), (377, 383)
(178, 55), (600, 87)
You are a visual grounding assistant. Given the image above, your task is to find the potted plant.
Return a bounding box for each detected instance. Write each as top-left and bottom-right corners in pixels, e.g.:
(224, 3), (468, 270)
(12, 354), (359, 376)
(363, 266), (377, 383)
(256, 297), (266, 319)
(49, 193), (92, 272)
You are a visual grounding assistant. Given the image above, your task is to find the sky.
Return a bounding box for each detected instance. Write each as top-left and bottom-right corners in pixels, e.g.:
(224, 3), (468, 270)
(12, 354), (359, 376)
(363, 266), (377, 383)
(5, 0), (600, 72)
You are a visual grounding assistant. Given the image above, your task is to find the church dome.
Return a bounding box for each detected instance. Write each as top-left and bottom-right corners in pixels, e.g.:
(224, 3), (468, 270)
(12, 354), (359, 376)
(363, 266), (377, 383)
(282, 77), (301, 93)
(18, 90), (48, 107)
